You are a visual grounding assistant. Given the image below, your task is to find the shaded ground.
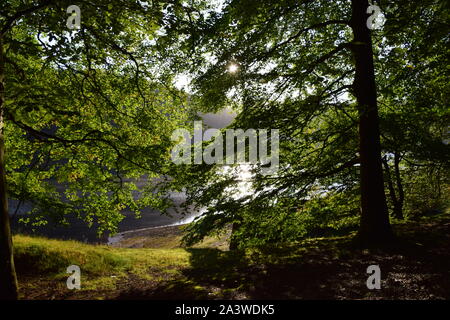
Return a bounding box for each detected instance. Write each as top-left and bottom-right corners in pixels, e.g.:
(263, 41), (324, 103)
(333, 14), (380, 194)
(17, 216), (450, 300)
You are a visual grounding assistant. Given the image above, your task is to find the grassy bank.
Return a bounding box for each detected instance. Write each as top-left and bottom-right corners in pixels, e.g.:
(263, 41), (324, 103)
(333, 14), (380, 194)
(13, 213), (450, 300)
(14, 235), (191, 299)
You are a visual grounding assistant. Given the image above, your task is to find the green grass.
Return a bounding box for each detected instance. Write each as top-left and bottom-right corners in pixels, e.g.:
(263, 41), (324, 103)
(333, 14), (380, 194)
(13, 210), (450, 299)
(13, 235), (191, 294)
(12, 232), (354, 298)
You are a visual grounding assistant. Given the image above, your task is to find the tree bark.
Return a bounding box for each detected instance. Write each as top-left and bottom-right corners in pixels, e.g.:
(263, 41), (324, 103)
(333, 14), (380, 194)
(393, 151), (404, 219)
(382, 155), (404, 220)
(0, 35), (19, 300)
(382, 156), (398, 214)
(229, 221), (241, 251)
(350, 0), (394, 246)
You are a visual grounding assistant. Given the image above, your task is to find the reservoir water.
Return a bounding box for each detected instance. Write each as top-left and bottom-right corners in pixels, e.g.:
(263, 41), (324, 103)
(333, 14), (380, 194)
(10, 191), (202, 244)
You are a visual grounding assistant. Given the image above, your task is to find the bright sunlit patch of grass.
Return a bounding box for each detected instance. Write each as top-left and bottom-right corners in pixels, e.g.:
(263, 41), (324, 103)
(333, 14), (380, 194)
(13, 235), (191, 292)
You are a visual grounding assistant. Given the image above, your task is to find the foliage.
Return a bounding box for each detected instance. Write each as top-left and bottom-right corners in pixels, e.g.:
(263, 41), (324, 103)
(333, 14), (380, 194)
(1, 0), (191, 235)
(162, 0), (449, 247)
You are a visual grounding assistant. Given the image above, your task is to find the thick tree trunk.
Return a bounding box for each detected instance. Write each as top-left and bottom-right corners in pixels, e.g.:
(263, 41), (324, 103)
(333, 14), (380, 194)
(351, 0), (394, 246)
(0, 36), (19, 300)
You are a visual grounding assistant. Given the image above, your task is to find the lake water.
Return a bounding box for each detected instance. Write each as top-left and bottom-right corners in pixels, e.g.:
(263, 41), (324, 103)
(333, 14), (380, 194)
(10, 191), (202, 244)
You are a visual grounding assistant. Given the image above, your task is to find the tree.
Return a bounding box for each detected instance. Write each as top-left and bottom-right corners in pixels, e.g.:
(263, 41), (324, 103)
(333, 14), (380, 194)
(162, 0), (447, 249)
(377, 0), (449, 219)
(0, 0), (188, 299)
(349, 0), (393, 244)
(0, 32), (18, 299)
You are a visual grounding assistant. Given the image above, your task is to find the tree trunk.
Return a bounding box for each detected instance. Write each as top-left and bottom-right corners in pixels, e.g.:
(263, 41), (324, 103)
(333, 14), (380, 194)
(350, 0), (394, 246)
(393, 151), (404, 219)
(383, 154), (404, 220)
(229, 221), (241, 251)
(0, 36), (19, 300)
(382, 156), (398, 215)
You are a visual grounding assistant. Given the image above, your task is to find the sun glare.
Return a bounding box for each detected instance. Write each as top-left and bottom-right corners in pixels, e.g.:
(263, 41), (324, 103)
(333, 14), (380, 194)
(228, 63), (239, 73)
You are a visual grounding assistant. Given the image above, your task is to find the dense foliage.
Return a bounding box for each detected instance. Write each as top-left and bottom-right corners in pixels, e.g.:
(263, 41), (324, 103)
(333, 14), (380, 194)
(0, 0), (448, 300)
(160, 0), (449, 248)
(1, 0), (190, 235)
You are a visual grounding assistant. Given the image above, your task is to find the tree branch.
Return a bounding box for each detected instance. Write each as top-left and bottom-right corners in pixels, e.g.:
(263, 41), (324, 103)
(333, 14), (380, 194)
(262, 20), (350, 58)
(1, 1), (54, 36)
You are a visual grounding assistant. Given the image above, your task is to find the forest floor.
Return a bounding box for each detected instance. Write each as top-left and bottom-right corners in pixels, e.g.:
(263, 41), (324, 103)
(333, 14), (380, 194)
(14, 213), (450, 300)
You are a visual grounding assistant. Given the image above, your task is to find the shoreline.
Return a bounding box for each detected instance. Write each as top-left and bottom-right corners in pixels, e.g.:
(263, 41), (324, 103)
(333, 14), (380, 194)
(107, 223), (188, 245)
